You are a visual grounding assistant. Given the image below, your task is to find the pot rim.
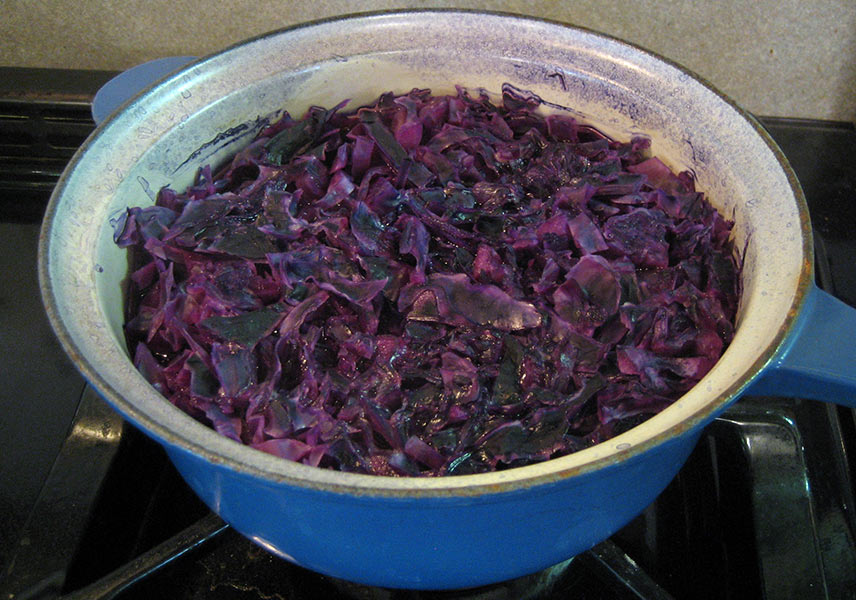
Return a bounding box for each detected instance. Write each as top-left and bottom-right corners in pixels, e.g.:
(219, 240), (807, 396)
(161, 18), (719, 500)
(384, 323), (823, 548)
(39, 8), (813, 497)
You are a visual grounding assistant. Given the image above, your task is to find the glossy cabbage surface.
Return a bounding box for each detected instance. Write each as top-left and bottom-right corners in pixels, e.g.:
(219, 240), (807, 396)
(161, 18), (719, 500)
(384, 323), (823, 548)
(114, 87), (739, 476)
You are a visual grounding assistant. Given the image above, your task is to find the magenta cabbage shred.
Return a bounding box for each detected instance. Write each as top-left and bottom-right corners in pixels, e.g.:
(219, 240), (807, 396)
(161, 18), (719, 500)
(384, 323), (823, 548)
(113, 86), (740, 476)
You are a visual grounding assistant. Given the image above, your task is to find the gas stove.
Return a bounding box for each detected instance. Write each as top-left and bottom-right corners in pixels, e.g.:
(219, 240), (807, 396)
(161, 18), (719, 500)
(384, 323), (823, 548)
(2, 67), (856, 600)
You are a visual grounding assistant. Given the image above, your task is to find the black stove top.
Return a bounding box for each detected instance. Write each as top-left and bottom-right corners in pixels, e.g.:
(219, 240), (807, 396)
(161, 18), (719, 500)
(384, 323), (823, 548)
(2, 68), (856, 600)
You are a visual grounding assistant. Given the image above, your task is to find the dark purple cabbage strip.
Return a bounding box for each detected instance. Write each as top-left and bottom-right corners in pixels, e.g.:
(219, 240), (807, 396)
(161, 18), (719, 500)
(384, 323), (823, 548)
(115, 87), (740, 477)
(359, 111), (433, 187)
(200, 303), (286, 349)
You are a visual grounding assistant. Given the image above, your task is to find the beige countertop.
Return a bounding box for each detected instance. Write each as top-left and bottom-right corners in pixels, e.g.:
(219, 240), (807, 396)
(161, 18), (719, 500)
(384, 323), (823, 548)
(2, 0), (854, 122)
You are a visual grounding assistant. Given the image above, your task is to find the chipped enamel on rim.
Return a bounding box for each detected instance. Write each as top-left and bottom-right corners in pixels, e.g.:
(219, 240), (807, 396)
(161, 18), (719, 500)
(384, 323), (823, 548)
(39, 10), (810, 496)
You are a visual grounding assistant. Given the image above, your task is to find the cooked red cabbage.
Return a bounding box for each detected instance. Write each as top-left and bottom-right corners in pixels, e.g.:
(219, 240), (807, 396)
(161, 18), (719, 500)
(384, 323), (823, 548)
(114, 87), (739, 476)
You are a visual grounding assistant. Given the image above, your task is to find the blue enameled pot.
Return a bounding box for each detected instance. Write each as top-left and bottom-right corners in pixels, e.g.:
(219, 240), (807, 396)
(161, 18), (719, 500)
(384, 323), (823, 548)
(39, 11), (856, 590)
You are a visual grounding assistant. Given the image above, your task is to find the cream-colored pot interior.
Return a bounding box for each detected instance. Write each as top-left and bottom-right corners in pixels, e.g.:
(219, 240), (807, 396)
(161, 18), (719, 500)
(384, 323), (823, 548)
(41, 11), (808, 493)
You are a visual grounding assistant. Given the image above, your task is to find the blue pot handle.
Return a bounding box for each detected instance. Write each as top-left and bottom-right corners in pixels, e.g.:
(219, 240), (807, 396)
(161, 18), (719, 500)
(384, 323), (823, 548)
(92, 56), (197, 126)
(749, 284), (856, 406)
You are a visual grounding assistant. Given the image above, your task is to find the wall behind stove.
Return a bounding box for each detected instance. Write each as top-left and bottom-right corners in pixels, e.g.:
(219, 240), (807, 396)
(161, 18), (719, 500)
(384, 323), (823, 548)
(1, 0), (854, 123)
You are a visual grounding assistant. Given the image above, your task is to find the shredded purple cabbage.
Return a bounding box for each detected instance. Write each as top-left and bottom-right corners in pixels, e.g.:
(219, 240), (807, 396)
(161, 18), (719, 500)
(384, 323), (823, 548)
(114, 87), (739, 476)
